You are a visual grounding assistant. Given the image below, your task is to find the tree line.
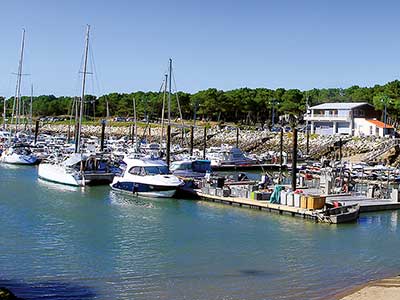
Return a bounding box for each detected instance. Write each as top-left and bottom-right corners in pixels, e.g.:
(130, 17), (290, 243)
(2, 80), (400, 126)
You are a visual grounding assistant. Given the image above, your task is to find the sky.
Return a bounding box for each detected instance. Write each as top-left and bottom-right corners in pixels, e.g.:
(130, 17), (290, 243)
(0, 0), (400, 97)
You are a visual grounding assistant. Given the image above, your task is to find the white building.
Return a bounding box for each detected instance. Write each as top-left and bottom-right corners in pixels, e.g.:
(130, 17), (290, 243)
(354, 118), (394, 137)
(304, 102), (393, 137)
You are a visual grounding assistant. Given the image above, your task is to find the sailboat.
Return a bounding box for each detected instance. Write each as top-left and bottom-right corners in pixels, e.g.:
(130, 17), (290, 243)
(38, 25), (114, 186)
(0, 29), (38, 165)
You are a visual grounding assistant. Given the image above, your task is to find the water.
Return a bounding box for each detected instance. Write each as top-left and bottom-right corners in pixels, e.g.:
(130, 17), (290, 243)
(1, 165), (400, 300)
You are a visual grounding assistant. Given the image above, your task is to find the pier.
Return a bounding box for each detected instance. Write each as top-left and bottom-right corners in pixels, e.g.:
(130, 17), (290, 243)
(194, 190), (400, 222)
(195, 190), (318, 221)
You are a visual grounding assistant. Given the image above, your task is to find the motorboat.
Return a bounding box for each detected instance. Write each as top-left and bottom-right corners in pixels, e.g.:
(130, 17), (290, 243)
(110, 158), (184, 198)
(206, 146), (258, 168)
(316, 203), (360, 224)
(170, 159), (212, 179)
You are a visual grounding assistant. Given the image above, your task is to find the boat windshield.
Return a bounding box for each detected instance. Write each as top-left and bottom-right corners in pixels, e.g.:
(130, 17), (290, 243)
(144, 166), (170, 175)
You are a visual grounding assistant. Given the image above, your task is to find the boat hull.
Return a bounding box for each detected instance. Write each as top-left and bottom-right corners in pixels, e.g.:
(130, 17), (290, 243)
(38, 163), (82, 186)
(111, 180), (178, 198)
(0, 153), (38, 165)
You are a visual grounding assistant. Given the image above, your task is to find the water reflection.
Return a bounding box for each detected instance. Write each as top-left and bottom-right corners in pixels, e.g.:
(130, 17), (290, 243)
(0, 279), (96, 300)
(2, 166), (400, 300)
(37, 178), (82, 193)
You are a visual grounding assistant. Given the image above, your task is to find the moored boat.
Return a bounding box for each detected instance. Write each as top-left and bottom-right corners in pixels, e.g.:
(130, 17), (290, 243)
(38, 153), (115, 186)
(111, 158), (184, 198)
(316, 203), (360, 224)
(0, 144), (38, 165)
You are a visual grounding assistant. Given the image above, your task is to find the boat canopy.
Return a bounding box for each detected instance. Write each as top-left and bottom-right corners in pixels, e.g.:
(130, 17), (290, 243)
(64, 153), (87, 166)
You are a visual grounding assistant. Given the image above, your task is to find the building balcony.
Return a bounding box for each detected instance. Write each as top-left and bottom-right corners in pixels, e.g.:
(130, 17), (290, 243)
(304, 114), (351, 122)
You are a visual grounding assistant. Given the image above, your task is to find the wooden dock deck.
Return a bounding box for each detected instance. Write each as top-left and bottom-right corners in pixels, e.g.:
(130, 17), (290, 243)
(194, 190), (318, 221)
(194, 190), (400, 222)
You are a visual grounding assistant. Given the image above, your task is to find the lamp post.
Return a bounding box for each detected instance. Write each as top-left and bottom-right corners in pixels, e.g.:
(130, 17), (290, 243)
(380, 95), (389, 137)
(271, 99), (275, 128)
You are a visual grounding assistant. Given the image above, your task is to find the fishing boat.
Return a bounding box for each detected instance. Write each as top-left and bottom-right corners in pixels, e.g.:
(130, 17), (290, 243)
(111, 158), (184, 198)
(316, 203), (360, 224)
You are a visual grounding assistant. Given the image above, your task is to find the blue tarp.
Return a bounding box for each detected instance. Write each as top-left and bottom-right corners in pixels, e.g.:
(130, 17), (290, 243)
(270, 185), (284, 204)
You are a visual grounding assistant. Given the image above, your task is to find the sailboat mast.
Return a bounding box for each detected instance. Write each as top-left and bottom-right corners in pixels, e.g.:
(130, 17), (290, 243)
(2, 98), (5, 130)
(75, 24), (90, 153)
(160, 74), (167, 144)
(29, 84), (33, 137)
(133, 96), (137, 147)
(168, 58), (172, 125)
(13, 29), (25, 133)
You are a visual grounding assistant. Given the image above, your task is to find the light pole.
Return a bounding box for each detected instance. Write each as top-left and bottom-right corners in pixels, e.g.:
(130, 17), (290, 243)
(271, 99), (276, 128)
(381, 95), (389, 137)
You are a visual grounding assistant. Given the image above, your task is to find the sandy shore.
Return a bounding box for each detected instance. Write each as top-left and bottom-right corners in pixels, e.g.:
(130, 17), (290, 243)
(337, 275), (400, 300)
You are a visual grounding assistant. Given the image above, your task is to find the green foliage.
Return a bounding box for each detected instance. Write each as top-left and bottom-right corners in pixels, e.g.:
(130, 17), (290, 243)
(4, 80), (400, 125)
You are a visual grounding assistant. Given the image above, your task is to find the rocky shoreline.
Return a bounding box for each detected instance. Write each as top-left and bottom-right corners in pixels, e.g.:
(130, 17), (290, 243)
(40, 124), (398, 163)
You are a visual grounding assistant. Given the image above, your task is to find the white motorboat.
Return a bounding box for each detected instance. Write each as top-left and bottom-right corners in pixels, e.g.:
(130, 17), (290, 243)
(0, 145), (38, 165)
(206, 146), (257, 167)
(170, 159), (212, 179)
(111, 158), (184, 198)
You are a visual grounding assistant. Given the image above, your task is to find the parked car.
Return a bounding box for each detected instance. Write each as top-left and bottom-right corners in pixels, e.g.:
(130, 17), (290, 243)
(113, 117), (126, 122)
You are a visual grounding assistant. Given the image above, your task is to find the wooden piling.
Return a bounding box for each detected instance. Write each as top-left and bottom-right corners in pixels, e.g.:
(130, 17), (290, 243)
(292, 127), (298, 191)
(203, 126), (207, 159)
(34, 120), (39, 145)
(100, 120), (106, 151)
(190, 126), (194, 156)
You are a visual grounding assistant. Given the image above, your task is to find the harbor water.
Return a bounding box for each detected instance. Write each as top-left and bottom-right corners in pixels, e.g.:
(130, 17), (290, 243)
(1, 165), (400, 300)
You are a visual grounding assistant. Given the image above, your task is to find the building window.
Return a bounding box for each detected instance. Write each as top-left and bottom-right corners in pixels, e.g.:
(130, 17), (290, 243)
(369, 126), (373, 135)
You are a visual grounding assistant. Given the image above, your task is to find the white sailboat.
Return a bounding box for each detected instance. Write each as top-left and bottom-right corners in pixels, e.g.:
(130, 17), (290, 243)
(38, 25), (115, 186)
(1, 29), (38, 165)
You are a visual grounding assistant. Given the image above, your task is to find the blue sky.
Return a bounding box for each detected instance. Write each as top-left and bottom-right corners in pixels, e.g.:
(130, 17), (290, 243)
(0, 0), (399, 97)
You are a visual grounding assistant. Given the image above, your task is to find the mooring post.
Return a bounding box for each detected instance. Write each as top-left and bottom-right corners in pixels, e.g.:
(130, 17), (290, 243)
(279, 127), (283, 182)
(34, 120), (39, 145)
(131, 123), (135, 144)
(306, 126), (310, 156)
(181, 127), (184, 146)
(190, 125), (194, 157)
(203, 126), (207, 159)
(236, 127), (239, 148)
(166, 124), (171, 169)
(148, 126), (151, 141)
(67, 123), (71, 144)
(292, 127), (298, 191)
(100, 120), (106, 151)
(339, 137), (342, 161)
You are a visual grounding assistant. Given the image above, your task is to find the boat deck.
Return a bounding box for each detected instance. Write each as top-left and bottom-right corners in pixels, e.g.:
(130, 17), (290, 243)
(211, 163), (285, 171)
(326, 195), (400, 212)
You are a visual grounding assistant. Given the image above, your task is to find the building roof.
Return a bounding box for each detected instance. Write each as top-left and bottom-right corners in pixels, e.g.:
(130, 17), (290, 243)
(309, 102), (371, 110)
(366, 119), (394, 129)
